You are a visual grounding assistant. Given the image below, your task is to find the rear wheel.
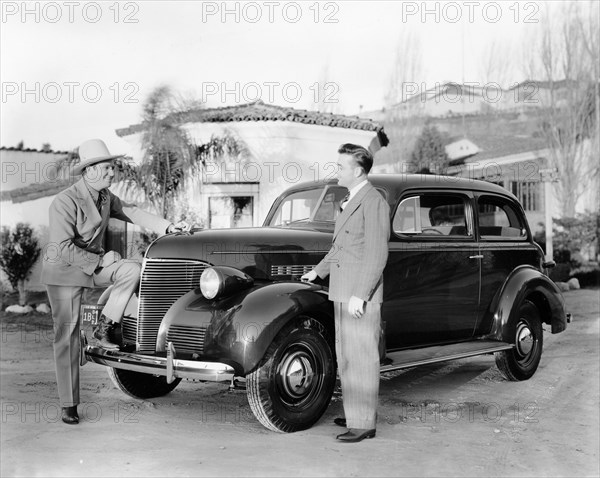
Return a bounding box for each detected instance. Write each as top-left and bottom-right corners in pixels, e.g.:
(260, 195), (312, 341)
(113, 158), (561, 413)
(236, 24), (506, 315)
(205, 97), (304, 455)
(108, 368), (181, 399)
(496, 300), (543, 381)
(247, 317), (336, 433)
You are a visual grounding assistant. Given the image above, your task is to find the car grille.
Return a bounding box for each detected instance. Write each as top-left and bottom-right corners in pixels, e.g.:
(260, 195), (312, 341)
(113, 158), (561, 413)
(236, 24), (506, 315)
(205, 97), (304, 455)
(125, 259), (209, 353)
(271, 264), (315, 279)
(122, 315), (137, 344)
(166, 325), (207, 355)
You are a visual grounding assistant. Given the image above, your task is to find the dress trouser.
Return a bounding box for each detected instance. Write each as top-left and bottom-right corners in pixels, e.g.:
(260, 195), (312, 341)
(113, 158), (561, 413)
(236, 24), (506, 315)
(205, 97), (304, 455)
(334, 301), (381, 430)
(46, 260), (141, 407)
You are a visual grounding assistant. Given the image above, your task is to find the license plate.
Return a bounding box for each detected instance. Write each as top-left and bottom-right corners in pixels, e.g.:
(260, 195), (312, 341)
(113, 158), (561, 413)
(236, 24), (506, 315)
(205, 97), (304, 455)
(80, 304), (102, 326)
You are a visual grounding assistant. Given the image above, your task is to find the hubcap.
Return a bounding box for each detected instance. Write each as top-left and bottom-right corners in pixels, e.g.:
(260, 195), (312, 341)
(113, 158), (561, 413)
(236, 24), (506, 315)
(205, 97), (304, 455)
(279, 348), (316, 400)
(515, 322), (533, 357)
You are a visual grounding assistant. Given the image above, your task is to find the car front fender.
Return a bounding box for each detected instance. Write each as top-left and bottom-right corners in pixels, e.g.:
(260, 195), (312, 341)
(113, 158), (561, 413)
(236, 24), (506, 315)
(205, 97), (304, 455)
(488, 265), (567, 341)
(156, 281), (333, 375)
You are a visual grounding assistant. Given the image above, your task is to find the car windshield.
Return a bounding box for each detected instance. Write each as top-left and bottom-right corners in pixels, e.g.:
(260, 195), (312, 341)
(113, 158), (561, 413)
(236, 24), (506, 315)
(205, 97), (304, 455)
(267, 185), (348, 227)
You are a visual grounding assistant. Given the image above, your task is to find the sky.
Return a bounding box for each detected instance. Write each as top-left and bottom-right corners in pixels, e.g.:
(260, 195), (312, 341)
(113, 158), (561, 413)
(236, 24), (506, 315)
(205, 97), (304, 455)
(1, 0), (553, 154)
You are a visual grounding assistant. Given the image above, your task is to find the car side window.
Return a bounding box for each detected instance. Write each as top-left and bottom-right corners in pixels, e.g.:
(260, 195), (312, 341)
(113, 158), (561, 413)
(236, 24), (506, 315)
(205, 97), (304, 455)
(271, 188), (323, 226)
(312, 186), (347, 222)
(393, 194), (471, 238)
(477, 195), (527, 239)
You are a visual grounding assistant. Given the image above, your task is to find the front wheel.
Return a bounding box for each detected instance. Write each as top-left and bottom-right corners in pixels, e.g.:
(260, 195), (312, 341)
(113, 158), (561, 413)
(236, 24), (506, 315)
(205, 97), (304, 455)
(108, 368), (181, 399)
(496, 300), (543, 381)
(247, 317), (336, 433)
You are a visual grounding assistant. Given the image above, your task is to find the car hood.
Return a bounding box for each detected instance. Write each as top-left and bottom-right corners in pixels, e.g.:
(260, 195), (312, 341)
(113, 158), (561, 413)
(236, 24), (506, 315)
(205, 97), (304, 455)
(145, 227), (333, 280)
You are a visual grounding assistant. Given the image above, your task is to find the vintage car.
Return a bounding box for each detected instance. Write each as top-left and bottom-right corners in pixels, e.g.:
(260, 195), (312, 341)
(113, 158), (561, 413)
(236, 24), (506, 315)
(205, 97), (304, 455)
(82, 174), (569, 433)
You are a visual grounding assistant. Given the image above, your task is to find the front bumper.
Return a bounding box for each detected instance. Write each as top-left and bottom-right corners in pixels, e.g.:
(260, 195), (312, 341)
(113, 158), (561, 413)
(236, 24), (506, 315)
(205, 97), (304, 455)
(82, 333), (235, 384)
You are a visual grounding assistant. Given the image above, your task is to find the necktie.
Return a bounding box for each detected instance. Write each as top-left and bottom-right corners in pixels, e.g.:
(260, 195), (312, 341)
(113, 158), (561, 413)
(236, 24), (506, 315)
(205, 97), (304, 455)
(96, 189), (106, 213)
(340, 192), (350, 211)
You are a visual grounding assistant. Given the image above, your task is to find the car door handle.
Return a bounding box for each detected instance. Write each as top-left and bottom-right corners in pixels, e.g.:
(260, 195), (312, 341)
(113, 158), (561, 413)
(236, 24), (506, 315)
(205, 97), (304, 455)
(469, 255), (483, 259)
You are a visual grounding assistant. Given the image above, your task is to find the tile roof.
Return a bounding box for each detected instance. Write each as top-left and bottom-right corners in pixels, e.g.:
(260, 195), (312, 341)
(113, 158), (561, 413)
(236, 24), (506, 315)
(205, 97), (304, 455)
(462, 134), (547, 162)
(508, 79), (576, 90)
(399, 82), (489, 105)
(0, 146), (71, 154)
(115, 100), (389, 146)
(1, 179), (75, 204)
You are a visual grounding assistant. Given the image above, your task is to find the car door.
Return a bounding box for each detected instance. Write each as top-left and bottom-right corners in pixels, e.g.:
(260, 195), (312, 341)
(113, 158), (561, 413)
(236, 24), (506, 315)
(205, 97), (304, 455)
(473, 193), (541, 335)
(382, 190), (480, 348)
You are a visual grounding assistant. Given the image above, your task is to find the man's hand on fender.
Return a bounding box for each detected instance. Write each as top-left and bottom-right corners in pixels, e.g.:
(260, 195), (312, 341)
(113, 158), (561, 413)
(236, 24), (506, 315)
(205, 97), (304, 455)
(167, 221), (191, 233)
(348, 296), (365, 319)
(301, 270), (318, 283)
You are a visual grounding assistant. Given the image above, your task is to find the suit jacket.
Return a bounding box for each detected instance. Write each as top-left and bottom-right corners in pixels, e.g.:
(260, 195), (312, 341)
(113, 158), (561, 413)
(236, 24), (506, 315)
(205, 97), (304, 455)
(314, 181), (390, 303)
(42, 178), (171, 287)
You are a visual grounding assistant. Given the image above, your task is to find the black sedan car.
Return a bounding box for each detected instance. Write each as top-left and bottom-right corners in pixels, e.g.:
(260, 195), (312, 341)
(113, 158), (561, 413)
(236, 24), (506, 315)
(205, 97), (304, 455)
(83, 174), (568, 432)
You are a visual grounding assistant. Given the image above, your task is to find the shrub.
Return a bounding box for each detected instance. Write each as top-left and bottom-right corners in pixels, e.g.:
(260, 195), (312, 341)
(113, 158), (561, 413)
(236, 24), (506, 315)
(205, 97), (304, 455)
(554, 212), (599, 264)
(569, 263), (600, 288)
(134, 230), (158, 258)
(553, 249), (572, 264)
(549, 263), (572, 283)
(0, 223), (42, 305)
(534, 212), (599, 267)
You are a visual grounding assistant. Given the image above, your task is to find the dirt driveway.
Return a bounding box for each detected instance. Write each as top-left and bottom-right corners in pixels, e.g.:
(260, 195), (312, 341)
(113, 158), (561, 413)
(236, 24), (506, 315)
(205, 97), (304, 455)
(1, 289), (598, 477)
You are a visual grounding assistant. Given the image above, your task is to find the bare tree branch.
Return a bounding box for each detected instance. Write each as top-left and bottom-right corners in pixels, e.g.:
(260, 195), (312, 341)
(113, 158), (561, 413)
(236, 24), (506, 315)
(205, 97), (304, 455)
(525, 1), (599, 216)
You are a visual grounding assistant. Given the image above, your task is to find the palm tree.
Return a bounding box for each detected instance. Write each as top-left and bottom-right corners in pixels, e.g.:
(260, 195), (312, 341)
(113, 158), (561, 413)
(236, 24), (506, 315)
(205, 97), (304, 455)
(125, 86), (196, 218)
(121, 85), (249, 221)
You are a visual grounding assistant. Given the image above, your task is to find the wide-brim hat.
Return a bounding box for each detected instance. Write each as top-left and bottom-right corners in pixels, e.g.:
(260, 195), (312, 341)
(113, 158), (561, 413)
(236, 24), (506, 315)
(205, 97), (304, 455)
(72, 138), (124, 176)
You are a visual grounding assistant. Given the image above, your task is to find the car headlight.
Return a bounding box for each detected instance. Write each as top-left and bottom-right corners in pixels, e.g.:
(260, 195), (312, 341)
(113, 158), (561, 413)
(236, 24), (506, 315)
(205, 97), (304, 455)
(199, 268), (221, 299)
(199, 266), (254, 300)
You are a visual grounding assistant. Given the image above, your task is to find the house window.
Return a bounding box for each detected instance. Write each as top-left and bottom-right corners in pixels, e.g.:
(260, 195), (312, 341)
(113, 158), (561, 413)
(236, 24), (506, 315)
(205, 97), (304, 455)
(510, 181), (540, 211)
(209, 196), (253, 229)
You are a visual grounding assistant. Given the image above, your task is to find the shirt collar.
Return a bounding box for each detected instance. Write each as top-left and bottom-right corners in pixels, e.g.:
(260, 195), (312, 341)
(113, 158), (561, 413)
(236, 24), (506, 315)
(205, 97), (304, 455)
(346, 179), (368, 202)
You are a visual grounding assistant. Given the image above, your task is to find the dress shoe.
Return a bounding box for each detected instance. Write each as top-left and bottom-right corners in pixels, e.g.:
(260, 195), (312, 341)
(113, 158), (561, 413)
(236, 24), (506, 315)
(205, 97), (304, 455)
(336, 413), (377, 427)
(93, 315), (120, 350)
(336, 428), (376, 443)
(380, 356), (393, 366)
(334, 417), (347, 427)
(61, 406), (79, 425)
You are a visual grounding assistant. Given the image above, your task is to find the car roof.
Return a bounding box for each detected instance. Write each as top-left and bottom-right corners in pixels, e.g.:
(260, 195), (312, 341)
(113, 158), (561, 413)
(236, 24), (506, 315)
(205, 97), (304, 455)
(284, 173), (519, 203)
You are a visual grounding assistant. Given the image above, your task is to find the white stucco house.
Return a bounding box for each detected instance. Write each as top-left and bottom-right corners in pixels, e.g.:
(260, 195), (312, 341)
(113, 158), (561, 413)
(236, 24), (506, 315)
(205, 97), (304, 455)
(1, 102), (388, 291)
(115, 100), (389, 228)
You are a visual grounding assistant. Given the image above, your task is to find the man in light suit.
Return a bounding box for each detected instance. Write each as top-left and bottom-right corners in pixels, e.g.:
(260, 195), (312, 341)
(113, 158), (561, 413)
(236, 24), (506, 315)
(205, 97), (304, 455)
(302, 143), (390, 443)
(42, 138), (189, 425)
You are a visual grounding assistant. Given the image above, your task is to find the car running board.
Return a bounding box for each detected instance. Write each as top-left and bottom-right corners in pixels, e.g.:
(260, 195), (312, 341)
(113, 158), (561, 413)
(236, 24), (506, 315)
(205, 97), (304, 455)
(380, 340), (514, 373)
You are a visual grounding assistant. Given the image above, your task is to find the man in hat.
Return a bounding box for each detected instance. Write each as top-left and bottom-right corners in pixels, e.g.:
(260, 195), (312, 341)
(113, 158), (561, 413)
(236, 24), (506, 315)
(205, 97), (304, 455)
(42, 138), (190, 425)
